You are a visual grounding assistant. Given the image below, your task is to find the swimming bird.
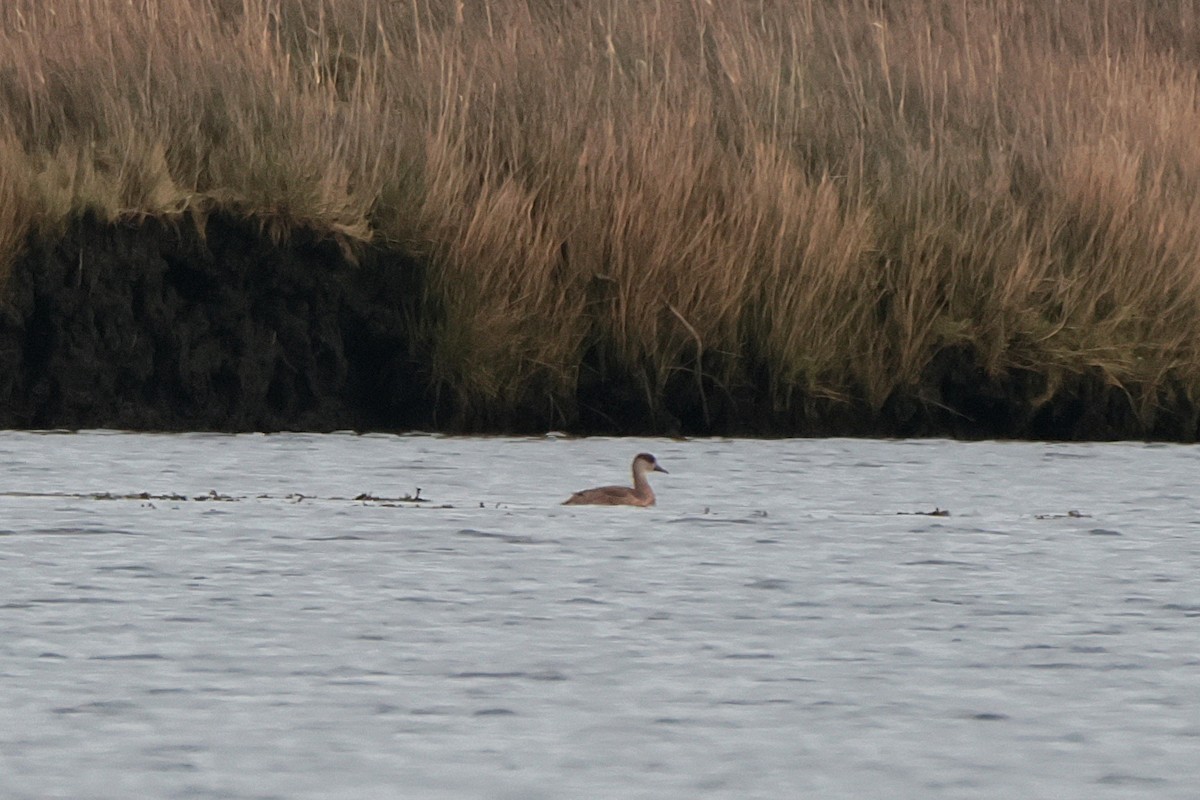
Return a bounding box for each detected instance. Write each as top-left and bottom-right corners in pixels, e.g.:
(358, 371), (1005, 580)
(562, 453), (668, 507)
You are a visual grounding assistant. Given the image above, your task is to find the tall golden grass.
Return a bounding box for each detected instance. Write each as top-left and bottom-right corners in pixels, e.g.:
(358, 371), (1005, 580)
(4, 0), (1200, 431)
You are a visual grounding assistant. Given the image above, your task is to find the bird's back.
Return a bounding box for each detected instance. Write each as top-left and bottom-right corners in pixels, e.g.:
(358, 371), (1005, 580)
(562, 485), (654, 506)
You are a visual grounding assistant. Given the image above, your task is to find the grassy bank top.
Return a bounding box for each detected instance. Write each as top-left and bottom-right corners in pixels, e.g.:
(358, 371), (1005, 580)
(4, 0), (1200, 434)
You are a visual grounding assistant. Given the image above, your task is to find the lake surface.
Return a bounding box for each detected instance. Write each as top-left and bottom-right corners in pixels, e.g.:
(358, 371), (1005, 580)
(1, 431), (1198, 799)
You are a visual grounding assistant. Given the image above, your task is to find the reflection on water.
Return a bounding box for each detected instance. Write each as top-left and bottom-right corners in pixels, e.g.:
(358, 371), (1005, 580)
(1, 432), (1199, 799)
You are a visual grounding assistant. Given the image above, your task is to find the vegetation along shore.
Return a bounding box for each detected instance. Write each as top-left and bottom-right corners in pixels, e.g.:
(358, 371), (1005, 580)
(3, 0), (1200, 439)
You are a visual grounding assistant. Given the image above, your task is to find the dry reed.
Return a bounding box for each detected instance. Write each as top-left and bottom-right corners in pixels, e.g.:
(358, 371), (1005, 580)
(3, 0), (1200, 432)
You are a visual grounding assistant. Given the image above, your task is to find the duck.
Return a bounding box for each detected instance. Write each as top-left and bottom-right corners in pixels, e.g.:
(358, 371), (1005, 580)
(562, 453), (668, 507)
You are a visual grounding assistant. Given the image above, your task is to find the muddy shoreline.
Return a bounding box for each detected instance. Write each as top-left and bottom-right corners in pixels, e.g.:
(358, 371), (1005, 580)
(0, 216), (1195, 441)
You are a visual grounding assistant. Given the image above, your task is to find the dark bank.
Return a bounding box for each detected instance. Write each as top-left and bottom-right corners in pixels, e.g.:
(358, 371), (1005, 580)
(1, 215), (1197, 441)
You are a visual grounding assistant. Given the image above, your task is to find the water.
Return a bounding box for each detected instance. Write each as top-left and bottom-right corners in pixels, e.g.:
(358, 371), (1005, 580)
(1, 431), (1198, 800)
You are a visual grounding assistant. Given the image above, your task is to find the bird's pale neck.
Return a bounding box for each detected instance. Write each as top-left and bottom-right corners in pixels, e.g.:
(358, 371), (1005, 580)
(631, 463), (656, 501)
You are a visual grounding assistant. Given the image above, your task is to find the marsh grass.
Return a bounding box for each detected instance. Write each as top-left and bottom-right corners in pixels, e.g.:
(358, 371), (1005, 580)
(4, 0), (1200, 432)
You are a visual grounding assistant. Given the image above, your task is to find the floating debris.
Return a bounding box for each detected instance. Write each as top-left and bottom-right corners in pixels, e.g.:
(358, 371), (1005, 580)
(1034, 510), (1090, 520)
(193, 490), (237, 502)
(898, 507), (951, 517)
(1, 489), (441, 507)
(83, 491), (188, 502)
(354, 488), (427, 503)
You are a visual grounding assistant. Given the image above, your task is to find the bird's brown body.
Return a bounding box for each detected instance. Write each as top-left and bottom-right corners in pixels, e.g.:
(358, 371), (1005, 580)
(562, 453), (668, 507)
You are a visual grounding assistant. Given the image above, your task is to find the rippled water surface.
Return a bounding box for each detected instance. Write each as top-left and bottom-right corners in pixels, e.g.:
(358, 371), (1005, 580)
(1, 431), (1198, 799)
